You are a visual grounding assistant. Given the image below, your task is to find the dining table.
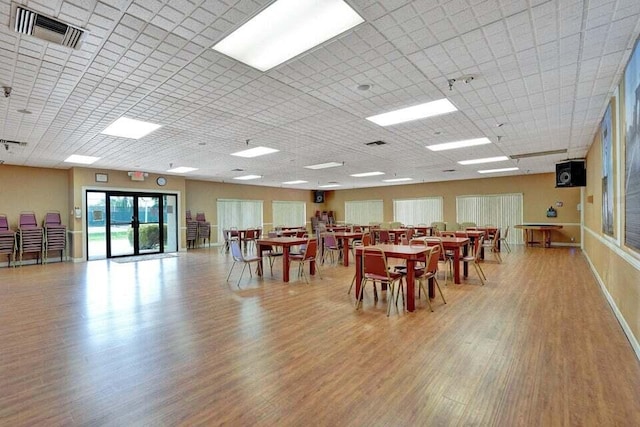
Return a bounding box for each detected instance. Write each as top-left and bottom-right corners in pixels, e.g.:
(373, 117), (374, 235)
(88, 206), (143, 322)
(331, 231), (363, 267)
(256, 236), (315, 282)
(355, 244), (430, 312)
(438, 236), (470, 284)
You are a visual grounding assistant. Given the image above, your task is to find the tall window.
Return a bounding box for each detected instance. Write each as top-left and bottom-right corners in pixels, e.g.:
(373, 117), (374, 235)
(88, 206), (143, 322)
(393, 197), (443, 226)
(217, 199), (263, 240)
(345, 200), (383, 225)
(456, 193), (523, 243)
(272, 201), (306, 228)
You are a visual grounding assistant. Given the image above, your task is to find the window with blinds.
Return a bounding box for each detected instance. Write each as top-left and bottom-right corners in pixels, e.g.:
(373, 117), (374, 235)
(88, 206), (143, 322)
(456, 193), (523, 243)
(345, 200), (383, 225)
(272, 201), (306, 228)
(393, 197), (443, 226)
(217, 199), (263, 241)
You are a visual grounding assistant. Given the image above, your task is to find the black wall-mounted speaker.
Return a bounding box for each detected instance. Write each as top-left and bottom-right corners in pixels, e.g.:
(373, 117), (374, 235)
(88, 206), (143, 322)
(313, 190), (325, 203)
(556, 160), (586, 187)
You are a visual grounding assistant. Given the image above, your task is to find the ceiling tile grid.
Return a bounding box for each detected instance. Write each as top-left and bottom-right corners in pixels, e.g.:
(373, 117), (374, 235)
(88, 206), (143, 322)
(0, 0), (639, 188)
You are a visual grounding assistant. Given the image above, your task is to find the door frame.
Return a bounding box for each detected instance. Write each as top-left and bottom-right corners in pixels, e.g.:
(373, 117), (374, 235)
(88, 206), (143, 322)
(81, 186), (181, 261)
(105, 192), (164, 258)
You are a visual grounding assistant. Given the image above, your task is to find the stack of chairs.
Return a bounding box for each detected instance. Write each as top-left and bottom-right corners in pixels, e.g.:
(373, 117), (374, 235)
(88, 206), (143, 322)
(0, 214), (16, 267)
(43, 211), (66, 263)
(196, 212), (211, 247)
(186, 210), (198, 248)
(18, 212), (43, 266)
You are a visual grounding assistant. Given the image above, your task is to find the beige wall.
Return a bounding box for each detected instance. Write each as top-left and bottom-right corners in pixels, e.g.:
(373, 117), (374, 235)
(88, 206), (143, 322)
(0, 165), (69, 228)
(325, 172), (581, 244)
(583, 96), (640, 352)
(185, 180), (316, 241)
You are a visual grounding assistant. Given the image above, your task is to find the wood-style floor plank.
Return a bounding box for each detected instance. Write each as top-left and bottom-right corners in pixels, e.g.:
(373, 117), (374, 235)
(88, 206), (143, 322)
(1, 246), (639, 426)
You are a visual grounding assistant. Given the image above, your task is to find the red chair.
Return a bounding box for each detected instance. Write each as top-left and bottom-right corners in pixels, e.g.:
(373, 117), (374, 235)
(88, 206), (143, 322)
(416, 245), (447, 311)
(289, 238), (321, 283)
(357, 247), (405, 316)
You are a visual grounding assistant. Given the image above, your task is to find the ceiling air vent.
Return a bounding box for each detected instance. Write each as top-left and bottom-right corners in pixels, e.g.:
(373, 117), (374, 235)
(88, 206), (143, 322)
(365, 140), (386, 146)
(13, 6), (85, 50)
(510, 149), (567, 160)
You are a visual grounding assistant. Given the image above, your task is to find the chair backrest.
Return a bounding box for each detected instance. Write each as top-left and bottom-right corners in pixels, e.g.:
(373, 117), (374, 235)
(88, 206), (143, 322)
(323, 232), (337, 247)
(361, 233), (371, 246)
(502, 226), (509, 239)
(20, 212), (38, 228)
(440, 231), (456, 238)
(230, 239), (244, 262)
(245, 229), (256, 239)
(406, 228), (415, 240)
(296, 230), (306, 238)
(353, 225), (362, 232)
(186, 210), (192, 220)
(302, 239), (318, 260)
(473, 236), (484, 261)
(0, 215), (8, 231)
(196, 212), (206, 222)
(362, 247), (390, 278)
(425, 237), (447, 261)
(378, 230), (390, 243)
(44, 212), (62, 226)
(426, 245), (440, 274)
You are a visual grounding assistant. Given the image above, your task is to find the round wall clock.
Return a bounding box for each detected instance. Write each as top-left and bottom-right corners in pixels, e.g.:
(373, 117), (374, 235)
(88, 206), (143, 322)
(156, 176), (167, 186)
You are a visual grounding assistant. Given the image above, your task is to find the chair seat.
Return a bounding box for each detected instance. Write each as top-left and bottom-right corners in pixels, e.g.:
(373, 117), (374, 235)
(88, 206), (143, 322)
(393, 266), (425, 276)
(243, 254), (261, 262)
(365, 272), (403, 281)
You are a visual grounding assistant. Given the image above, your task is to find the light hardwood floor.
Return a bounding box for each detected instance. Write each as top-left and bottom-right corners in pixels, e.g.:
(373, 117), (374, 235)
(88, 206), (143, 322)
(1, 245), (639, 426)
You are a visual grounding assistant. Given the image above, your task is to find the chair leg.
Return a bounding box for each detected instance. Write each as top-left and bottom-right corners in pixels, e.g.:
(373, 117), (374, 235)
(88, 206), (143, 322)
(356, 279), (366, 309)
(418, 279), (434, 312)
(237, 263), (249, 287)
(226, 261), (236, 282)
(434, 277), (446, 304)
(473, 263), (486, 285)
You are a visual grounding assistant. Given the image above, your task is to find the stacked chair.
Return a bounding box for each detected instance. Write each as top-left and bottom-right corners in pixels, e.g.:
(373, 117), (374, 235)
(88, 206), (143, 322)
(195, 212), (211, 248)
(186, 210), (198, 248)
(43, 211), (67, 263)
(0, 214), (16, 267)
(18, 212), (43, 265)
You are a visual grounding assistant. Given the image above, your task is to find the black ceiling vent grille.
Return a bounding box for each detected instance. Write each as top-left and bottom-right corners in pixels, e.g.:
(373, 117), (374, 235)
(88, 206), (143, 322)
(13, 6), (86, 50)
(231, 168), (244, 171)
(365, 140), (386, 146)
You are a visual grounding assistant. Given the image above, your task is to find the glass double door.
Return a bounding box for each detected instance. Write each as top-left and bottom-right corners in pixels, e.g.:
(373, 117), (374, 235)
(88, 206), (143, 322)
(87, 191), (178, 259)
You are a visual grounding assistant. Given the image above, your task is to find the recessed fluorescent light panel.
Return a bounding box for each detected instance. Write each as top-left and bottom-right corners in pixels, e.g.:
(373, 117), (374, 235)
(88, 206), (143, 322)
(458, 156), (509, 165)
(318, 184), (341, 188)
(426, 137), (492, 152)
(478, 167), (519, 174)
(350, 171), (385, 177)
(282, 180), (308, 184)
(304, 162), (343, 170)
(212, 0), (364, 71)
(64, 154), (100, 164)
(234, 175), (262, 180)
(231, 146), (279, 158)
(101, 117), (161, 139)
(382, 178), (413, 183)
(366, 98), (457, 126)
(167, 167), (198, 173)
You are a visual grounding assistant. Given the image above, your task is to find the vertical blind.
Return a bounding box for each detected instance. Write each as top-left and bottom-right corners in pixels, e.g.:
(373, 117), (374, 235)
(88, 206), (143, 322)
(272, 201), (306, 228)
(217, 199), (263, 241)
(393, 197), (443, 225)
(345, 200), (383, 225)
(456, 193), (523, 244)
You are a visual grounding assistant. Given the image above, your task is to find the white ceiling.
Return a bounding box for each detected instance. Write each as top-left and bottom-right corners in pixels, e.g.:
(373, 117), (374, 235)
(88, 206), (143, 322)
(0, 0), (639, 190)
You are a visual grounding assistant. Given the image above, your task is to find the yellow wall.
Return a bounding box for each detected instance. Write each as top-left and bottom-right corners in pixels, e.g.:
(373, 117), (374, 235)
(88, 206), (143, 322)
(325, 172), (581, 244)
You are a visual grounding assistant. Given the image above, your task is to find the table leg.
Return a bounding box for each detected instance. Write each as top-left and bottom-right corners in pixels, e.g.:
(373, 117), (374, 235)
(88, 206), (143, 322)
(406, 259), (416, 312)
(282, 247), (291, 282)
(342, 238), (350, 267)
(463, 244), (469, 278)
(453, 248), (462, 284)
(257, 243), (265, 276)
(355, 250), (363, 299)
